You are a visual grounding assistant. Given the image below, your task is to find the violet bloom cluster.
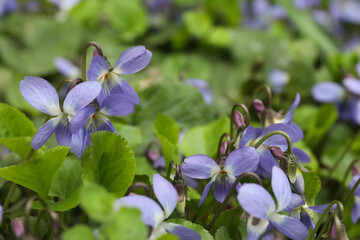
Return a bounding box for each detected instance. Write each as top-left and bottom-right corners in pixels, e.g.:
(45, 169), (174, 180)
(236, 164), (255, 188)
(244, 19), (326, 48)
(181, 147), (259, 205)
(238, 166), (309, 240)
(115, 174), (201, 240)
(312, 63), (360, 125)
(0, 0), (18, 16)
(20, 46), (151, 157)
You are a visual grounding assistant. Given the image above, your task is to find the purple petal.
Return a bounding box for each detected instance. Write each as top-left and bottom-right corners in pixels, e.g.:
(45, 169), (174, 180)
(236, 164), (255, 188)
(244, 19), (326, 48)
(308, 203), (337, 214)
(70, 128), (86, 158)
(300, 210), (315, 230)
(343, 77), (360, 96)
(213, 178), (233, 203)
(269, 213), (309, 240)
(293, 148), (311, 163)
(115, 195), (164, 227)
(283, 193), (305, 213)
(100, 94), (135, 116)
(239, 125), (261, 148)
(271, 166), (291, 211)
(113, 46), (152, 75)
(55, 118), (72, 147)
(289, 123), (304, 141)
(289, 93), (301, 112)
(31, 117), (60, 150)
(349, 175), (360, 196)
(351, 97), (360, 125)
(181, 155), (219, 179)
(351, 196), (360, 223)
(70, 105), (96, 134)
(54, 57), (80, 79)
(224, 146), (259, 176)
(198, 180), (213, 206)
(312, 82), (345, 103)
(153, 174), (177, 218)
(292, 170), (305, 195)
(259, 150), (279, 175)
(261, 123), (298, 146)
(87, 56), (109, 82)
(269, 69), (289, 94)
(19, 76), (61, 116)
(162, 223), (201, 240)
(111, 79), (140, 105)
(63, 81), (101, 115)
(237, 183), (275, 219)
(247, 216), (271, 240)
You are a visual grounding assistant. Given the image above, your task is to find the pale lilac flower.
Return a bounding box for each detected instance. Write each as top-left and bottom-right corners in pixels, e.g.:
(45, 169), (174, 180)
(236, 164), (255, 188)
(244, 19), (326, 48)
(237, 166), (308, 240)
(330, 0), (360, 25)
(70, 93), (134, 147)
(115, 174), (201, 240)
(49, 0), (80, 12)
(54, 57), (81, 79)
(181, 147), (259, 206)
(19, 77), (101, 157)
(0, 0), (18, 16)
(87, 46), (152, 105)
(185, 79), (213, 105)
(349, 174), (360, 223)
(268, 70), (289, 94)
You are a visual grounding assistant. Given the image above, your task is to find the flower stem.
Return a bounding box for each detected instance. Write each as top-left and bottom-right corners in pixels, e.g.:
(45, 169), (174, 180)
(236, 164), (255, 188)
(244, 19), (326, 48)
(206, 172), (262, 230)
(343, 176), (360, 207)
(308, 200), (343, 239)
(334, 159), (360, 200)
(3, 183), (16, 211)
(81, 42), (104, 82)
(323, 130), (360, 186)
(253, 130), (292, 153)
(252, 84), (272, 108)
(126, 182), (152, 198)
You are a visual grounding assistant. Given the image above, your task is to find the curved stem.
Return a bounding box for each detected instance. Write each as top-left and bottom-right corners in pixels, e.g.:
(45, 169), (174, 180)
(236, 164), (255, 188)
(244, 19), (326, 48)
(253, 130), (292, 153)
(81, 42), (104, 82)
(323, 130), (360, 186)
(315, 214), (333, 240)
(308, 200), (343, 239)
(126, 182), (152, 198)
(3, 183), (16, 211)
(216, 133), (231, 159)
(334, 159), (360, 200)
(343, 176), (360, 207)
(206, 172), (262, 230)
(230, 103), (250, 140)
(252, 84), (272, 108)
(56, 79), (72, 93)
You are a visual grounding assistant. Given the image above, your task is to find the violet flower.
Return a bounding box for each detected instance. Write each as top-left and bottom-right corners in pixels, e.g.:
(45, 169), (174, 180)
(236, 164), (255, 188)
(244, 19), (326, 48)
(239, 123), (309, 178)
(283, 193), (336, 230)
(87, 46), (152, 105)
(237, 166), (308, 240)
(19, 77), (101, 157)
(70, 93), (134, 148)
(181, 147), (259, 206)
(268, 69), (289, 94)
(115, 174), (201, 240)
(54, 57), (81, 79)
(349, 174), (360, 223)
(330, 0), (360, 25)
(0, 0), (18, 17)
(185, 78), (213, 105)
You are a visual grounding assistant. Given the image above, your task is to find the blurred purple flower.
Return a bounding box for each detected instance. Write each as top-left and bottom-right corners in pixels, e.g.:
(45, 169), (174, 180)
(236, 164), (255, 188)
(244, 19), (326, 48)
(330, 0), (360, 25)
(185, 79), (213, 105)
(349, 174), (360, 223)
(49, 0), (80, 11)
(0, 0), (18, 16)
(87, 46), (152, 105)
(237, 166), (308, 240)
(181, 147), (259, 206)
(54, 57), (81, 79)
(293, 0), (320, 9)
(19, 76), (101, 157)
(115, 174), (201, 240)
(268, 69), (289, 94)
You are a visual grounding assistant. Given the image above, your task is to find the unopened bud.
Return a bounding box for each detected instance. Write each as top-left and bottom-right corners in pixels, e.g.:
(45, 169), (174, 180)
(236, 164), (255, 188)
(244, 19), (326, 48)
(253, 99), (265, 113)
(330, 215), (349, 240)
(93, 48), (99, 56)
(12, 218), (25, 237)
(146, 150), (160, 163)
(352, 164), (360, 176)
(172, 162), (189, 213)
(233, 111), (245, 129)
(270, 146), (283, 159)
(220, 141), (228, 156)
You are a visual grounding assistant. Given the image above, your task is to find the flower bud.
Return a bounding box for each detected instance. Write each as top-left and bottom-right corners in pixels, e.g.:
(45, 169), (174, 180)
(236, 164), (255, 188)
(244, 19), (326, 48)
(93, 48), (99, 56)
(233, 111), (245, 129)
(12, 217), (25, 237)
(352, 164), (360, 176)
(253, 99), (265, 113)
(270, 146), (283, 159)
(172, 162), (189, 214)
(220, 141), (228, 156)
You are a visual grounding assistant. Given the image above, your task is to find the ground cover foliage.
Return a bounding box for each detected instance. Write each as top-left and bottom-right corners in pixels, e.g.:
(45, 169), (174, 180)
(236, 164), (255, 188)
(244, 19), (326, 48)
(0, 0), (360, 239)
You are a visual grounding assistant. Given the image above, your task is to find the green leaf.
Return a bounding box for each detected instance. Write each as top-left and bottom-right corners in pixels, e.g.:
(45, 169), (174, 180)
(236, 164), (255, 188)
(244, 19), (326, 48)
(153, 113), (180, 171)
(215, 226), (232, 240)
(32, 189), (80, 212)
(303, 172), (321, 202)
(167, 219), (214, 240)
(157, 234), (179, 240)
(305, 104), (338, 148)
(62, 225), (96, 240)
(0, 103), (36, 138)
(0, 146), (69, 197)
(80, 183), (115, 223)
(104, 0), (147, 41)
(184, 11), (212, 38)
(211, 207), (244, 240)
(82, 131), (136, 198)
(100, 207), (148, 240)
(0, 137), (35, 160)
(112, 122), (142, 150)
(180, 116), (230, 158)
